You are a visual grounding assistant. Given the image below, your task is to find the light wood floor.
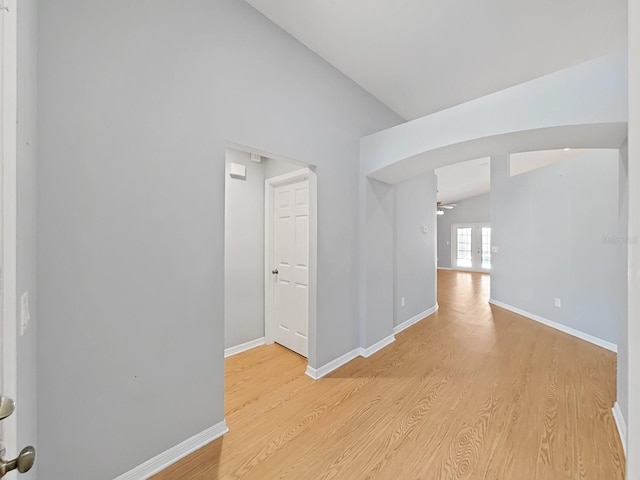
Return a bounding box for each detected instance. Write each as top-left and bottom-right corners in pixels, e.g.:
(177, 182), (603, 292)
(153, 270), (624, 479)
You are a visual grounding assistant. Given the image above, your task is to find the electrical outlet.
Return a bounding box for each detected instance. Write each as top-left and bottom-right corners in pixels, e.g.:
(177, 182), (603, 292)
(401, 297), (406, 308)
(554, 297), (562, 308)
(20, 291), (31, 336)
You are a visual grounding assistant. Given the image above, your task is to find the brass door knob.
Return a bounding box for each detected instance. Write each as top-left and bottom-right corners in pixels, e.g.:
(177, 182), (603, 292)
(0, 397), (15, 421)
(0, 446), (36, 477)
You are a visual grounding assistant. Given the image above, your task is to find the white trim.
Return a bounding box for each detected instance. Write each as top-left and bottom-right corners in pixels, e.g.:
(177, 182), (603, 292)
(224, 337), (265, 358)
(438, 267), (490, 274)
(393, 304), (439, 335)
(226, 142), (306, 171)
(265, 167), (313, 187)
(265, 168), (317, 361)
(489, 299), (617, 352)
(0, 0), (19, 456)
(612, 402), (627, 457)
(113, 420), (229, 480)
(306, 333), (398, 380)
(359, 334), (396, 358)
(305, 348), (360, 380)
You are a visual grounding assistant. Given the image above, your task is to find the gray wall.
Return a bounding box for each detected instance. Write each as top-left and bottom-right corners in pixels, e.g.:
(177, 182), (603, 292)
(17, 1), (38, 478)
(617, 142), (629, 425)
(491, 149), (622, 345)
(264, 157), (304, 179)
(394, 172), (437, 326)
(436, 193), (490, 269)
(224, 149), (266, 349)
(361, 178), (395, 347)
(36, 1), (402, 478)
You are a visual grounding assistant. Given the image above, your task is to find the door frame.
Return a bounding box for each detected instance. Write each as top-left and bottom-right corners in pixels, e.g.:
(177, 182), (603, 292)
(264, 168), (317, 362)
(450, 223), (491, 273)
(0, 0), (19, 455)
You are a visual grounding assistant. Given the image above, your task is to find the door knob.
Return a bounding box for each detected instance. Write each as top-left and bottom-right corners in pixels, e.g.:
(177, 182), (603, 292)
(272, 269), (278, 275)
(0, 446), (36, 477)
(0, 397), (15, 421)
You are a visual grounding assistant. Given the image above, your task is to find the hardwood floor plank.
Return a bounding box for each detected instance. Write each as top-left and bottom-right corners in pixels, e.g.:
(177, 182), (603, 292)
(152, 270), (624, 480)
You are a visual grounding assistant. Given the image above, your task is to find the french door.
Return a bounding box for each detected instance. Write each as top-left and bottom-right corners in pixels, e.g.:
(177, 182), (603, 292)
(451, 223), (491, 272)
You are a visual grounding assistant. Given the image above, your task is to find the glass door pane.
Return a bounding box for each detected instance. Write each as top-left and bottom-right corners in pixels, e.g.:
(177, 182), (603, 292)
(481, 227), (491, 269)
(452, 224), (491, 272)
(456, 227), (473, 268)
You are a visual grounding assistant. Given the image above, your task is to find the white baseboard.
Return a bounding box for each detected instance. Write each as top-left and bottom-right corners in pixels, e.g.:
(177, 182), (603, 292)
(114, 420), (229, 480)
(359, 334), (396, 358)
(437, 267), (454, 270)
(612, 402), (627, 457)
(224, 337), (265, 358)
(306, 333), (397, 380)
(305, 348), (360, 380)
(488, 299), (617, 353)
(393, 303), (439, 335)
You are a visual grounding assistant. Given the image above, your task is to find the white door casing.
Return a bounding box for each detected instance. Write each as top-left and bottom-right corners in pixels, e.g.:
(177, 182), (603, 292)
(265, 169), (316, 359)
(0, 0), (19, 459)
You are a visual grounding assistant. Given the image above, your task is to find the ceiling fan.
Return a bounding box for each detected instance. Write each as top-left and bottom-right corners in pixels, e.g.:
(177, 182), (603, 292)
(437, 201), (456, 215)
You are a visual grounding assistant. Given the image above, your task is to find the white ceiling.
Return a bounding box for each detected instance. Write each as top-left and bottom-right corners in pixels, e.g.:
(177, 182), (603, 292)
(246, 0), (627, 120)
(435, 149), (591, 204)
(435, 157), (491, 204)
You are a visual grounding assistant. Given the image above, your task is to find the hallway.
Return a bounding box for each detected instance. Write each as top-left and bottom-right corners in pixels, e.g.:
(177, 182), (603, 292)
(154, 270), (624, 479)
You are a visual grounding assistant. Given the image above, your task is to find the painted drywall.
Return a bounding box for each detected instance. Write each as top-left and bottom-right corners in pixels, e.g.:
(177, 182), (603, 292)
(627, 0), (639, 471)
(617, 142), (629, 428)
(36, 1), (402, 478)
(394, 172), (437, 326)
(436, 193), (490, 269)
(264, 157), (304, 179)
(361, 178), (395, 348)
(16, 0), (38, 478)
(360, 52), (628, 183)
(224, 149), (266, 349)
(358, 56), (628, 357)
(490, 149), (622, 345)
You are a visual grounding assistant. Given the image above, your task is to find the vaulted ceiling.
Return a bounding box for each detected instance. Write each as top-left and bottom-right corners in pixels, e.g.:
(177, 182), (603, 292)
(246, 0), (627, 120)
(434, 149), (590, 203)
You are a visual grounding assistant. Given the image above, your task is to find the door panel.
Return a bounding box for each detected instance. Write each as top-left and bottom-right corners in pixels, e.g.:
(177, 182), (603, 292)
(455, 227), (473, 268)
(481, 227), (492, 270)
(273, 180), (309, 357)
(452, 224), (491, 272)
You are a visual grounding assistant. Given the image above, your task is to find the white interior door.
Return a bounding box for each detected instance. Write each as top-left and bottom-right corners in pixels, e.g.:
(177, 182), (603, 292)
(270, 179), (309, 357)
(451, 223), (491, 272)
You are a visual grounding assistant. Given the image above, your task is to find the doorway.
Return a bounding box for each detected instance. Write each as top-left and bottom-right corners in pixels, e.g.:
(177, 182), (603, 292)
(451, 223), (491, 272)
(223, 146), (317, 365)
